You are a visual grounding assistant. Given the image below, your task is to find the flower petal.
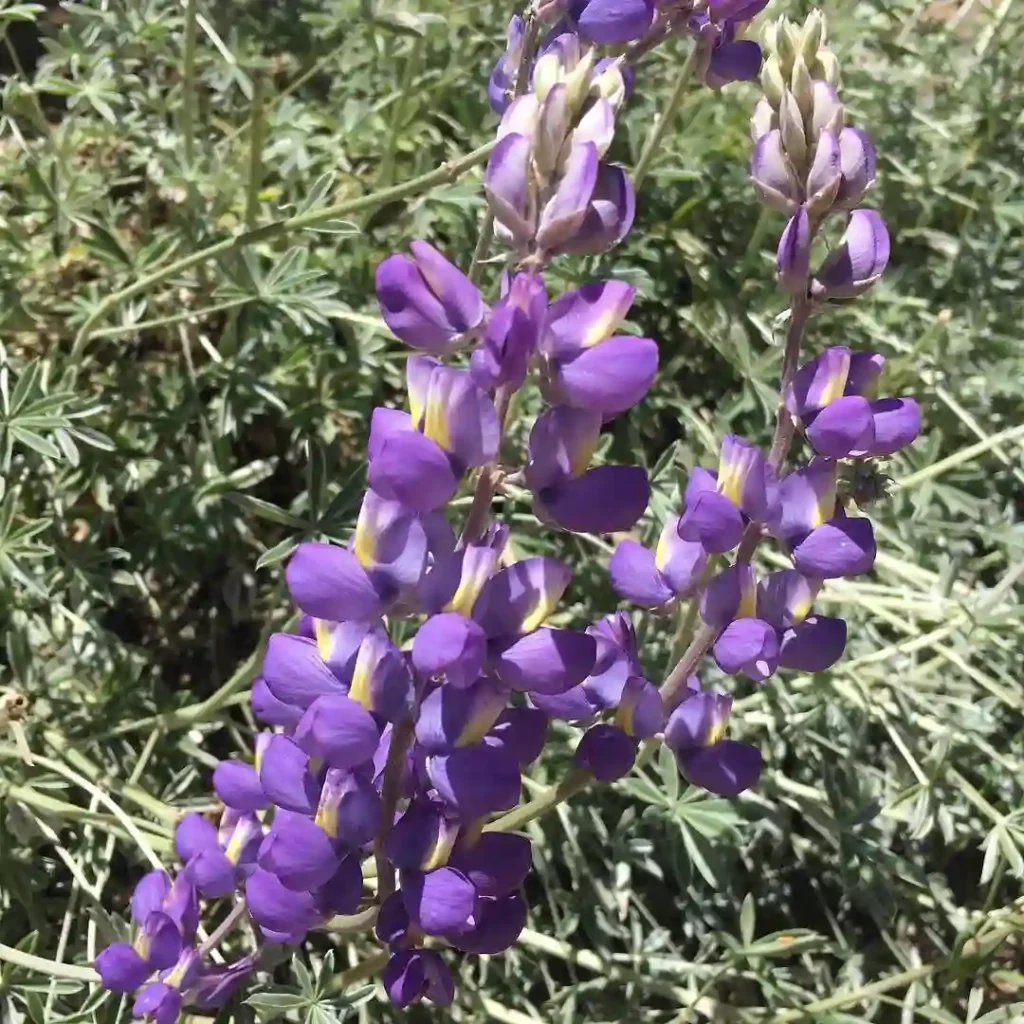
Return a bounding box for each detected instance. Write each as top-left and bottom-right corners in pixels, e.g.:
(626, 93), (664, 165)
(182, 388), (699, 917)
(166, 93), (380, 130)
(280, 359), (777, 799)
(679, 740), (762, 797)
(490, 627), (597, 694)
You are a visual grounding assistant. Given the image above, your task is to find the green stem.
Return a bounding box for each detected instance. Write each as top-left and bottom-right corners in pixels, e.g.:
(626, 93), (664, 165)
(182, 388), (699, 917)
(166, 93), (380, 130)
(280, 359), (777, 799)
(486, 766), (592, 834)
(71, 140), (497, 358)
(894, 421), (1024, 492)
(632, 45), (697, 190)
(90, 297), (252, 339)
(0, 943), (99, 983)
(42, 731), (178, 825)
(245, 73), (267, 229)
(4, 783), (171, 850)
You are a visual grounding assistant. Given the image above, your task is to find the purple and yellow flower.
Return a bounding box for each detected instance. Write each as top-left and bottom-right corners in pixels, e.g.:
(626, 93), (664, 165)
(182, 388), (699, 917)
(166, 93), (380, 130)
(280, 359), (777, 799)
(665, 682), (762, 796)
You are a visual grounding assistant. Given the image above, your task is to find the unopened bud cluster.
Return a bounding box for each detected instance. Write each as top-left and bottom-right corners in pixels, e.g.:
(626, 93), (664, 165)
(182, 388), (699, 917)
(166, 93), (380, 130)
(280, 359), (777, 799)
(751, 11), (887, 299)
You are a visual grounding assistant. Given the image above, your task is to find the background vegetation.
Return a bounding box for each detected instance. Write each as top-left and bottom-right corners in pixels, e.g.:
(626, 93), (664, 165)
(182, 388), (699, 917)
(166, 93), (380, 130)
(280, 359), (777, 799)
(1, 0), (1023, 1021)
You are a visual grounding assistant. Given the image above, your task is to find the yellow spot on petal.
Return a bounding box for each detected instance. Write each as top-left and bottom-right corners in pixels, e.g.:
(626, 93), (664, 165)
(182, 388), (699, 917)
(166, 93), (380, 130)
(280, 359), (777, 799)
(421, 393), (452, 451)
(521, 594), (558, 634)
(134, 933), (151, 960)
(314, 804), (338, 839)
(315, 619), (335, 662)
(348, 644), (374, 710)
(707, 719), (727, 747)
(421, 822), (460, 872)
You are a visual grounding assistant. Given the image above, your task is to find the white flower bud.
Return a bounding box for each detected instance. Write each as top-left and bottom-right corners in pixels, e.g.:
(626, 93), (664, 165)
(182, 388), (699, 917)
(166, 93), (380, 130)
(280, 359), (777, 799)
(814, 48), (841, 88)
(533, 52), (563, 103)
(791, 56), (815, 122)
(780, 90), (808, 171)
(750, 98), (777, 143)
(564, 47), (598, 113)
(800, 10), (826, 63)
(760, 55), (786, 109)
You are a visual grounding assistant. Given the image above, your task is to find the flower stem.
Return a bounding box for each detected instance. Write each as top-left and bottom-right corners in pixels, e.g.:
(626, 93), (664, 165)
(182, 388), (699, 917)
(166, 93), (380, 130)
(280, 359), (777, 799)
(632, 46), (697, 190)
(199, 900), (248, 955)
(485, 766), (592, 834)
(0, 943), (99, 983)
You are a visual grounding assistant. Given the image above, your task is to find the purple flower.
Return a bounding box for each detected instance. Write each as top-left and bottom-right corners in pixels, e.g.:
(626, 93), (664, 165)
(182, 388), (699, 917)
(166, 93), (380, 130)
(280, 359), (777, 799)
(375, 241), (486, 353)
(527, 405), (650, 533)
(176, 810), (261, 898)
(609, 516), (708, 607)
(811, 209), (890, 300)
(488, 16), (526, 114)
(384, 948), (455, 1008)
(785, 347), (922, 459)
(678, 437), (778, 554)
(95, 872), (198, 994)
(574, 0), (656, 44)
(471, 273), (547, 392)
(664, 684), (762, 796)
(541, 280), (658, 416)
(367, 360), (500, 513)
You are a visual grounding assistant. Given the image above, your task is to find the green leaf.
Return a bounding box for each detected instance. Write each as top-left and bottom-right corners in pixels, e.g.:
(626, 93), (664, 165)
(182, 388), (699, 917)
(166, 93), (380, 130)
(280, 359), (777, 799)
(244, 991), (310, 1022)
(224, 493), (306, 528)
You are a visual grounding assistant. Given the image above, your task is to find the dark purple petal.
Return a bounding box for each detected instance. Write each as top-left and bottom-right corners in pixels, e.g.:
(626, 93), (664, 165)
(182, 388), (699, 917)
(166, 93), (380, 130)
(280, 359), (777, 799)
(792, 516), (876, 578)
(553, 336), (658, 416)
(385, 799), (459, 872)
(448, 892), (528, 954)
(867, 397), (922, 457)
(664, 690), (732, 754)
(407, 358), (500, 468)
(707, 39), (762, 86)
(316, 767), (381, 848)
(531, 684), (600, 721)
(416, 677), (508, 753)
(293, 695), (380, 770)
(348, 628), (415, 724)
(175, 814), (218, 863)
(256, 734), (320, 815)
(473, 557), (572, 638)
(95, 943), (150, 993)
(412, 613), (488, 688)
(777, 206), (811, 293)
(812, 208), (890, 300)
(285, 543), (383, 622)
(542, 279), (636, 360)
(368, 425), (459, 513)
(409, 240), (486, 337)
(402, 867), (476, 936)
(716, 435), (776, 525)
(251, 676), (303, 730)
(785, 346), (851, 418)
(486, 706), (549, 766)
(133, 982), (182, 1024)
(258, 812), (338, 891)
(213, 761), (268, 813)
(490, 627), (597, 695)
(700, 563), (757, 627)
(608, 540), (672, 606)
(574, 723), (637, 781)
(656, 522), (708, 597)
(779, 615), (847, 672)
(806, 395), (875, 458)
(449, 832), (532, 897)
(751, 129), (799, 213)
(536, 142), (599, 253)
(185, 848), (236, 898)
(140, 912), (182, 970)
(559, 163), (635, 257)
(713, 617), (779, 681)
(525, 404), (602, 491)
(540, 466), (651, 534)
(130, 870), (170, 924)
(375, 253), (461, 354)
(262, 634), (345, 711)
(316, 853), (363, 917)
(190, 956), (258, 1011)
(426, 743), (521, 818)
(376, 891), (411, 946)
(773, 459), (837, 545)
(384, 948), (454, 1008)
(485, 133), (535, 245)
(577, 0), (655, 44)
(757, 569), (819, 629)
(245, 868), (321, 936)
(678, 490), (745, 554)
(679, 740), (762, 797)
(616, 677), (664, 738)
